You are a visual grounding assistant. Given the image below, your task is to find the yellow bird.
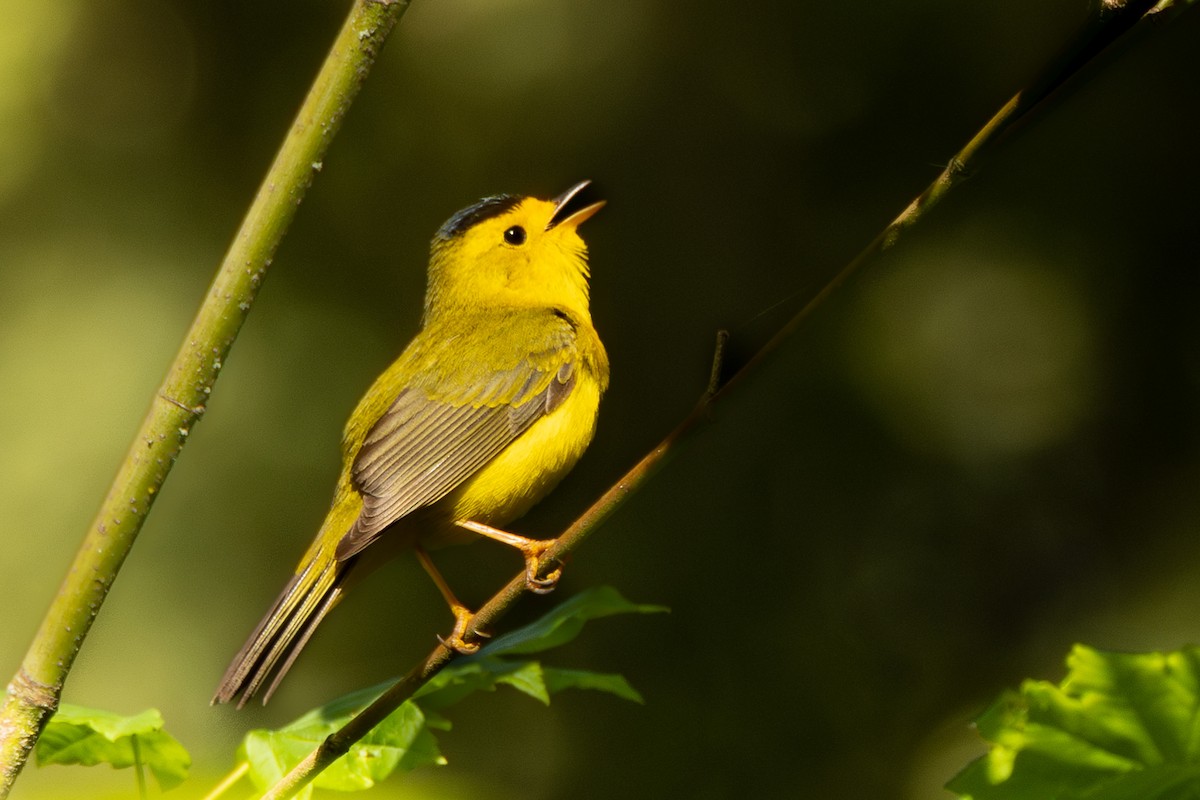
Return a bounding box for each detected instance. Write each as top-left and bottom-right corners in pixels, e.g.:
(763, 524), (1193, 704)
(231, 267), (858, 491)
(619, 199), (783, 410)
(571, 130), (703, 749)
(214, 181), (609, 707)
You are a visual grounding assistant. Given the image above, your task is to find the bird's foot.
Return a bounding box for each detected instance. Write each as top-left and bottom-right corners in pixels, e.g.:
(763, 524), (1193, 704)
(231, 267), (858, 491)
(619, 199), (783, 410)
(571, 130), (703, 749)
(437, 604), (490, 655)
(521, 539), (562, 595)
(455, 520), (564, 594)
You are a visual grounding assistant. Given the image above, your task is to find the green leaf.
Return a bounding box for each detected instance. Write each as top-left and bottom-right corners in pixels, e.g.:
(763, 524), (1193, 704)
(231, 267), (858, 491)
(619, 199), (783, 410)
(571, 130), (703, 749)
(241, 697), (445, 794)
(315, 703), (439, 791)
(414, 657), (546, 708)
(948, 644), (1200, 800)
(494, 660), (550, 704)
(544, 667), (646, 704)
(36, 703), (191, 790)
(413, 658), (510, 709)
(240, 586), (663, 794)
(478, 585), (668, 656)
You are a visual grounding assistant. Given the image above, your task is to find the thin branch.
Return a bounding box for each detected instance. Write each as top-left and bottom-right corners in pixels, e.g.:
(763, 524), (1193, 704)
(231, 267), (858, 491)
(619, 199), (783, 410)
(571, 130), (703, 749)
(201, 761), (250, 800)
(259, 1), (1195, 796)
(0, 1), (412, 794)
(705, 330), (730, 402)
(131, 736), (147, 800)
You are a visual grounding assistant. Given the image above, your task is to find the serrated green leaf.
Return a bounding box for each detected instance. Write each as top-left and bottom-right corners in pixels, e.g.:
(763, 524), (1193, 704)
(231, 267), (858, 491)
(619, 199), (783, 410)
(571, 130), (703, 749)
(36, 703), (191, 790)
(418, 656), (558, 705)
(415, 659), (507, 709)
(495, 660), (550, 705)
(47, 704), (164, 741)
(240, 728), (311, 793)
(544, 667), (645, 704)
(419, 659), (644, 709)
(239, 587), (661, 794)
(241, 699), (444, 794)
(479, 585), (668, 657)
(948, 644), (1200, 800)
(140, 731), (192, 790)
(314, 702), (434, 791)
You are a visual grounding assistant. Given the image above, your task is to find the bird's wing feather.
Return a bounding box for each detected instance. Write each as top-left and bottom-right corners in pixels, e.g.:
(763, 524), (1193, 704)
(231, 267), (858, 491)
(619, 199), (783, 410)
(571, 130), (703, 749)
(335, 310), (578, 560)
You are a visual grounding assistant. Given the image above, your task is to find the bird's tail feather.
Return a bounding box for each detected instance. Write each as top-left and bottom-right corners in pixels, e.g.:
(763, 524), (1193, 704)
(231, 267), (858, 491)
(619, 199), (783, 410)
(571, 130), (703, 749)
(212, 547), (353, 708)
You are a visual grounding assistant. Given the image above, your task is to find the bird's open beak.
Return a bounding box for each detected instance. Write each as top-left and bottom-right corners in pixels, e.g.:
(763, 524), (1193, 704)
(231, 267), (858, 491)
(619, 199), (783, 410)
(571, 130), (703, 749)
(546, 180), (605, 231)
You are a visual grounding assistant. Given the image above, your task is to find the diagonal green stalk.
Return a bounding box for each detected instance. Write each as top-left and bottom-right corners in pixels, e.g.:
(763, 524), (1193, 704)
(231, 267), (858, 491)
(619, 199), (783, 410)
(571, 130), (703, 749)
(258, 0), (1195, 796)
(201, 761), (249, 800)
(131, 735), (146, 800)
(0, 1), (412, 795)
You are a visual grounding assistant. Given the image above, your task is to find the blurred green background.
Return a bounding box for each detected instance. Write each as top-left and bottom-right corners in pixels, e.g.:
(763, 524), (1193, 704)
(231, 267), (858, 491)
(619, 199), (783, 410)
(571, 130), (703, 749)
(2, 0), (1198, 797)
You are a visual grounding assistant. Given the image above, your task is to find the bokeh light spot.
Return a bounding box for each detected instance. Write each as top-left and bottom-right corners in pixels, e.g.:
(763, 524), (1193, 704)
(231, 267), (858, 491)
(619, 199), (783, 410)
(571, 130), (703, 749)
(845, 237), (1099, 464)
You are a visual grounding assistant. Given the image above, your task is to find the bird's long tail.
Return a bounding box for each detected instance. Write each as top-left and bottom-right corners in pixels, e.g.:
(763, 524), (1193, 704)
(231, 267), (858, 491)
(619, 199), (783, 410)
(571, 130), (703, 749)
(212, 543), (355, 708)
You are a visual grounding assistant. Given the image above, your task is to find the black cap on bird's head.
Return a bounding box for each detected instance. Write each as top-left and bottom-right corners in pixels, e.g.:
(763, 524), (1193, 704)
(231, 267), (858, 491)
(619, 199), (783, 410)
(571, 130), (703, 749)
(435, 194), (522, 241)
(435, 181), (605, 243)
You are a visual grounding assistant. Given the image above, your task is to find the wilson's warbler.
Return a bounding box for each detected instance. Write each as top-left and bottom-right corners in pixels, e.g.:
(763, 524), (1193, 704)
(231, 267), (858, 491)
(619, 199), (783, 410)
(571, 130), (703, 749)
(214, 181), (608, 707)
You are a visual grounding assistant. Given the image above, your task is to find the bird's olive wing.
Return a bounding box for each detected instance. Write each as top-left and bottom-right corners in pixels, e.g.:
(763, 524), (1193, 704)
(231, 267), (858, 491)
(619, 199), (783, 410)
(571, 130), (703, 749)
(335, 320), (578, 560)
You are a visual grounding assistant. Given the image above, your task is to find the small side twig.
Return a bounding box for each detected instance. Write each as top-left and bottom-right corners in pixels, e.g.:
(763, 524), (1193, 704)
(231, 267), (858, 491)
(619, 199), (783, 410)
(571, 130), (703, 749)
(704, 330), (731, 402)
(200, 761), (249, 800)
(131, 736), (147, 800)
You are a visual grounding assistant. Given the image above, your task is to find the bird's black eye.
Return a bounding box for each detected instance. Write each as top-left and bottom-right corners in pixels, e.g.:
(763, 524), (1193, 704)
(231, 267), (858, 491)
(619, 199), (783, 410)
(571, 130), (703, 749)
(503, 225), (527, 245)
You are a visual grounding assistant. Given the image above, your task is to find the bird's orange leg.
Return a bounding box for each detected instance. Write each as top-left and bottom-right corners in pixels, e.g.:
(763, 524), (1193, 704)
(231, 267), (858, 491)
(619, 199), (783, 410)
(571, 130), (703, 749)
(415, 545), (489, 655)
(454, 520), (562, 594)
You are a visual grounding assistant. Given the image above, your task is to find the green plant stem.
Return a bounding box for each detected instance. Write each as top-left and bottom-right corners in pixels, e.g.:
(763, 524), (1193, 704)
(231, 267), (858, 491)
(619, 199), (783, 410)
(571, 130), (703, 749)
(0, 1), (412, 795)
(201, 761), (249, 800)
(131, 735), (146, 800)
(259, 1), (1195, 796)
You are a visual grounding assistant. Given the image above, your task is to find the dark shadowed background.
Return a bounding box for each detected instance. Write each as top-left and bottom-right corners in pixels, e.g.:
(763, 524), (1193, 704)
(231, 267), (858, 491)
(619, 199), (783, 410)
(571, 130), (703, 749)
(2, 1), (1198, 797)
